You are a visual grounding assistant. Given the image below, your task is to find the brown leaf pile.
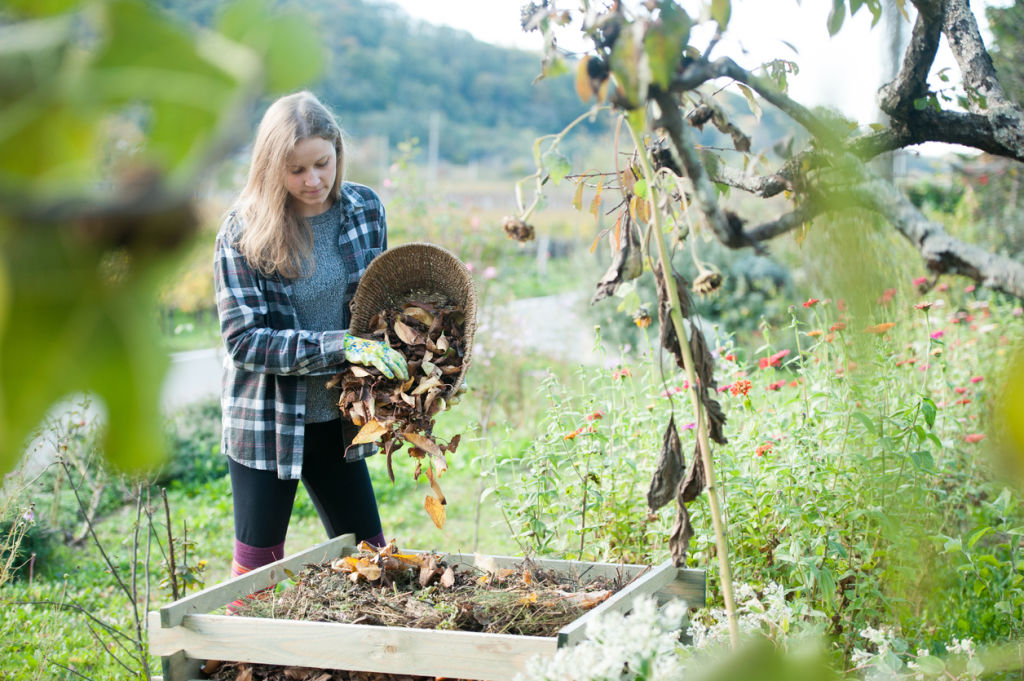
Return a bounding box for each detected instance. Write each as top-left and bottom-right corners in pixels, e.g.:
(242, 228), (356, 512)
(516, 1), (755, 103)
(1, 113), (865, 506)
(328, 295), (467, 527)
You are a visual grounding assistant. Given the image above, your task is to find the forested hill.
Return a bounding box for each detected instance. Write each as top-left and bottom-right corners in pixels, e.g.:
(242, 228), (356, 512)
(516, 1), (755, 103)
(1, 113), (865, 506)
(161, 0), (587, 163)
(161, 0), (796, 165)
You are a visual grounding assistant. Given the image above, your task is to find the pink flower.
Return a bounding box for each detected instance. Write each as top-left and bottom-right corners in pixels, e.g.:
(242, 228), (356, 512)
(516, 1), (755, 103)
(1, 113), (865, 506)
(465, 262), (475, 273)
(766, 380), (786, 391)
(913, 276), (928, 286)
(969, 376), (983, 384)
(382, 177), (393, 188)
(965, 284), (976, 293)
(938, 282), (949, 292)
(681, 422), (696, 430)
(930, 330), (944, 339)
(915, 302), (933, 310)
(954, 387), (967, 395)
(759, 349), (791, 370)
(879, 288), (897, 305)
(482, 266), (498, 280)
(803, 298), (820, 308)
(964, 433), (986, 443)
(471, 216), (481, 228)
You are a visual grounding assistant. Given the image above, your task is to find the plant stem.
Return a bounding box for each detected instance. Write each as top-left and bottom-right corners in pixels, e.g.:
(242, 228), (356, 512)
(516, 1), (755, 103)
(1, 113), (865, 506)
(625, 116), (739, 649)
(162, 488), (179, 601)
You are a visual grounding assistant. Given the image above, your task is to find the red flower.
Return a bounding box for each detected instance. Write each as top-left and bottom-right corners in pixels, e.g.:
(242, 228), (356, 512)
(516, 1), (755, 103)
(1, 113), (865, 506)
(879, 288), (897, 305)
(766, 380), (786, 391)
(759, 349), (790, 370)
(964, 433), (986, 443)
(954, 387), (967, 395)
(586, 411), (604, 421)
(969, 376), (983, 384)
(914, 302), (933, 310)
(755, 443), (773, 457)
(612, 368), (632, 380)
(829, 322), (847, 332)
(913, 276), (928, 286)
(729, 379), (752, 397)
(803, 298), (820, 308)
(724, 353), (736, 362)
(955, 398), (972, 406)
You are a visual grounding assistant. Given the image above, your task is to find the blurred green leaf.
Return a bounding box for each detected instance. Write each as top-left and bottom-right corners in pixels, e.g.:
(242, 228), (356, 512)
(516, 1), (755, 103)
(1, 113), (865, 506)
(218, 0), (325, 93)
(827, 0), (846, 36)
(610, 21), (645, 109)
(0, 0), (80, 18)
(921, 396), (936, 429)
(542, 149), (571, 185)
(711, 0), (731, 31)
(643, 2), (690, 90)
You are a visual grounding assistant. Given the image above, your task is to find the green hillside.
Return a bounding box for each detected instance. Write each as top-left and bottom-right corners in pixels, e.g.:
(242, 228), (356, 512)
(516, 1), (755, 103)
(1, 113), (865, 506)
(159, 0), (797, 165)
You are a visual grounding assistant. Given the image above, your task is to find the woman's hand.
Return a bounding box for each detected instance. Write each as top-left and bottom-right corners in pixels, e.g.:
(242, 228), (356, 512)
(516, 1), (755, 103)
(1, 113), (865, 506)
(343, 333), (409, 380)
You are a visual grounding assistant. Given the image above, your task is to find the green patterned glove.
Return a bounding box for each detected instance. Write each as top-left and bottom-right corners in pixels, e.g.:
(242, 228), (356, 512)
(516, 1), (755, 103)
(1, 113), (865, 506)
(343, 333), (409, 380)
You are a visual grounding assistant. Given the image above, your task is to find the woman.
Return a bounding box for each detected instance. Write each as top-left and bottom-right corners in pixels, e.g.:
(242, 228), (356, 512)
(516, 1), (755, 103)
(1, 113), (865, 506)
(213, 91), (407, 602)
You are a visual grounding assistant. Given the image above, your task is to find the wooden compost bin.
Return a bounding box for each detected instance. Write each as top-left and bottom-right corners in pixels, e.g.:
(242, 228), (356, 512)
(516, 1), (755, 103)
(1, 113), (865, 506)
(149, 533), (706, 681)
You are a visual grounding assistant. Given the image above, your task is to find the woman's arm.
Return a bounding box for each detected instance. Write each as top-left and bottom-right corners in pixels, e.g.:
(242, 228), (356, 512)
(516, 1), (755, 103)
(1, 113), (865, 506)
(214, 229), (347, 377)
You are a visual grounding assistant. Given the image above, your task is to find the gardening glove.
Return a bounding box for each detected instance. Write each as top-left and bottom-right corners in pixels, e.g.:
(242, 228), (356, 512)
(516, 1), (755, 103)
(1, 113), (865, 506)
(343, 332), (409, 380)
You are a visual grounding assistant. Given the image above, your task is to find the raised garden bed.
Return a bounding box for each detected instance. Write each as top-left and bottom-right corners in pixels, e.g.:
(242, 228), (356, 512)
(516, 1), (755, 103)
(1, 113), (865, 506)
(148, 534), (705, 681)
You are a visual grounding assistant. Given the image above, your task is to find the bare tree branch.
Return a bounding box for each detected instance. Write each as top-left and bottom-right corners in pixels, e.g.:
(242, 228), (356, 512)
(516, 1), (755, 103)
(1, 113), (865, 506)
(849, 179), (1024, 297)
(878, 9), (942, 116)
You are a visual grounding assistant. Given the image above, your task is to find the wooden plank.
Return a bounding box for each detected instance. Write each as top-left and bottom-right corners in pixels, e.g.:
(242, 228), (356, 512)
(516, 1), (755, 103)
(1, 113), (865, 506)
(660, 569), (706, 607)
(159, 649), (203, 681)
(556, 561), (678, 647)
(157, 533), (355, 628)
(149, 613), (558, 681)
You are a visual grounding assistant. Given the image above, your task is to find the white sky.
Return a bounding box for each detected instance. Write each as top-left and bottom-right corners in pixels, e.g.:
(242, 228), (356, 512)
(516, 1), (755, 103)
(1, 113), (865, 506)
(387, 0), (1008, 126)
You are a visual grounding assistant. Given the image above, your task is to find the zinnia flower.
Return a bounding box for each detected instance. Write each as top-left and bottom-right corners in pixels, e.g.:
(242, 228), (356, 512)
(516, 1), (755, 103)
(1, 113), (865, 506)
(964, 433), (986, 443)
(803, 298), (819, 308)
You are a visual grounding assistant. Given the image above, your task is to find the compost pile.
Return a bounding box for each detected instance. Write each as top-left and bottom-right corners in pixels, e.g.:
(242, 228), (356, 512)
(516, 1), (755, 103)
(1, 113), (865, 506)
(215, 541), (624, 681)
(328, 294), (467, 528)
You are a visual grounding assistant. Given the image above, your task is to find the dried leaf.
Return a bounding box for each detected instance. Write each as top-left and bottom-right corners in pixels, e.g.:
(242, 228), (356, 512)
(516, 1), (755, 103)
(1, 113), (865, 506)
(440, 566), (455, 588)
(680, 442), (707, 504)
(424, 494), (446, 529)
(403, 306), (434, 327)
(425, 465), (447, 504)
(557, 588), (613, 608)
(411, 375), (444, 396)
(436, 333), (449, 353)
(591, 211), (642, 304)
(655, 263), (692, 370)
(352, 419), (387, 445)
(404, 432), (442, 458)
(349, 365), (372, 378)
(394, 319), (424, 345)
(669, 499), (694, 567)
(647, 416), (684, 512)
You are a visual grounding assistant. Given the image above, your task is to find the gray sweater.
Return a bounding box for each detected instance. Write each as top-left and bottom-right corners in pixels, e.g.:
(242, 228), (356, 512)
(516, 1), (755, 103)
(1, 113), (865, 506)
(292, 200), (348, 423)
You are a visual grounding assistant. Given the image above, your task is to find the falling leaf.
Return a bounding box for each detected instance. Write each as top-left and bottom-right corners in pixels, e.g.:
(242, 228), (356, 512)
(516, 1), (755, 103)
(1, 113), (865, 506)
(405, 432), (442, 458)
(575, 55), (594, 102)
(425, 494), (446, 528)
(425, 465), (447, 503)
(352, 418), (387, 445)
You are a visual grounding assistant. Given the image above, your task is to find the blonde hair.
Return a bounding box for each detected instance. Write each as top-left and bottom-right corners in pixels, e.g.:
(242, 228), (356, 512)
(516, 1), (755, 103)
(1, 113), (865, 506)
(235, 91), (345, 279)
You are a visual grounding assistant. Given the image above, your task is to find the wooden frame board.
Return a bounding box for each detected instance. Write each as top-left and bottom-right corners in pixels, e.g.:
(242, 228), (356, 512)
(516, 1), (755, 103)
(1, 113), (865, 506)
(149, 534), (705, 681)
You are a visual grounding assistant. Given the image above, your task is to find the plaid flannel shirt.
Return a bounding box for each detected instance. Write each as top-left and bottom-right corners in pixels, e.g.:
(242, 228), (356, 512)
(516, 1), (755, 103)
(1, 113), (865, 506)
(214, 182), (387, 479)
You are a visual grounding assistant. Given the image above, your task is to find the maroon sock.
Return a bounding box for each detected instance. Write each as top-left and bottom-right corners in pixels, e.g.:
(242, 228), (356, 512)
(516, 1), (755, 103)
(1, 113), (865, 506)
(226, 539), (285, 614)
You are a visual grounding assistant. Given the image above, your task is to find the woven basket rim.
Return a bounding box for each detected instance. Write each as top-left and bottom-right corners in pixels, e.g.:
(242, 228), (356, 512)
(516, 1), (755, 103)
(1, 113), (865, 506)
(349, 242), (477, 395)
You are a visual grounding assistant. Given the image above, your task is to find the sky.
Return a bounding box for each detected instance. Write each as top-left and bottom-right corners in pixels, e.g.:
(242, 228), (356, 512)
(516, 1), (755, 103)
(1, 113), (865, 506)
(386, 0), (1007, 127)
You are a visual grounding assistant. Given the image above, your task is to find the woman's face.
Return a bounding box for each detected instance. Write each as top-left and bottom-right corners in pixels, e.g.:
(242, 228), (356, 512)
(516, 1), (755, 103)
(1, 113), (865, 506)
(283, 136), (337, 217)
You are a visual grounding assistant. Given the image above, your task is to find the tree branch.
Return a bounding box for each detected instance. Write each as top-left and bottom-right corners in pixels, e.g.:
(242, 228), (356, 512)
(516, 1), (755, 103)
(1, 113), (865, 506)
(849, 179), (1024, 297)
(878, 8), (942, 116)
(652, 87), (751, 248)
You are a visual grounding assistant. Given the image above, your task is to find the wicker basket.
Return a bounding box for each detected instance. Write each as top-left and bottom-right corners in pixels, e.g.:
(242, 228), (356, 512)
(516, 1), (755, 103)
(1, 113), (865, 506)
(349, 242), (477, 395)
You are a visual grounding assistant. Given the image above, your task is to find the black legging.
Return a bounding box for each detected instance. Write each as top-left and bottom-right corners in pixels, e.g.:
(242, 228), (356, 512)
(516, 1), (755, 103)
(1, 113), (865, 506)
(228, 419), (383, 547)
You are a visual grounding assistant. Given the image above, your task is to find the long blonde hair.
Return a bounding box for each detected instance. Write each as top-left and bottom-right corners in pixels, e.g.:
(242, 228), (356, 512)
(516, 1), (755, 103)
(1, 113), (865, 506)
(235, 91), (345, 279)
